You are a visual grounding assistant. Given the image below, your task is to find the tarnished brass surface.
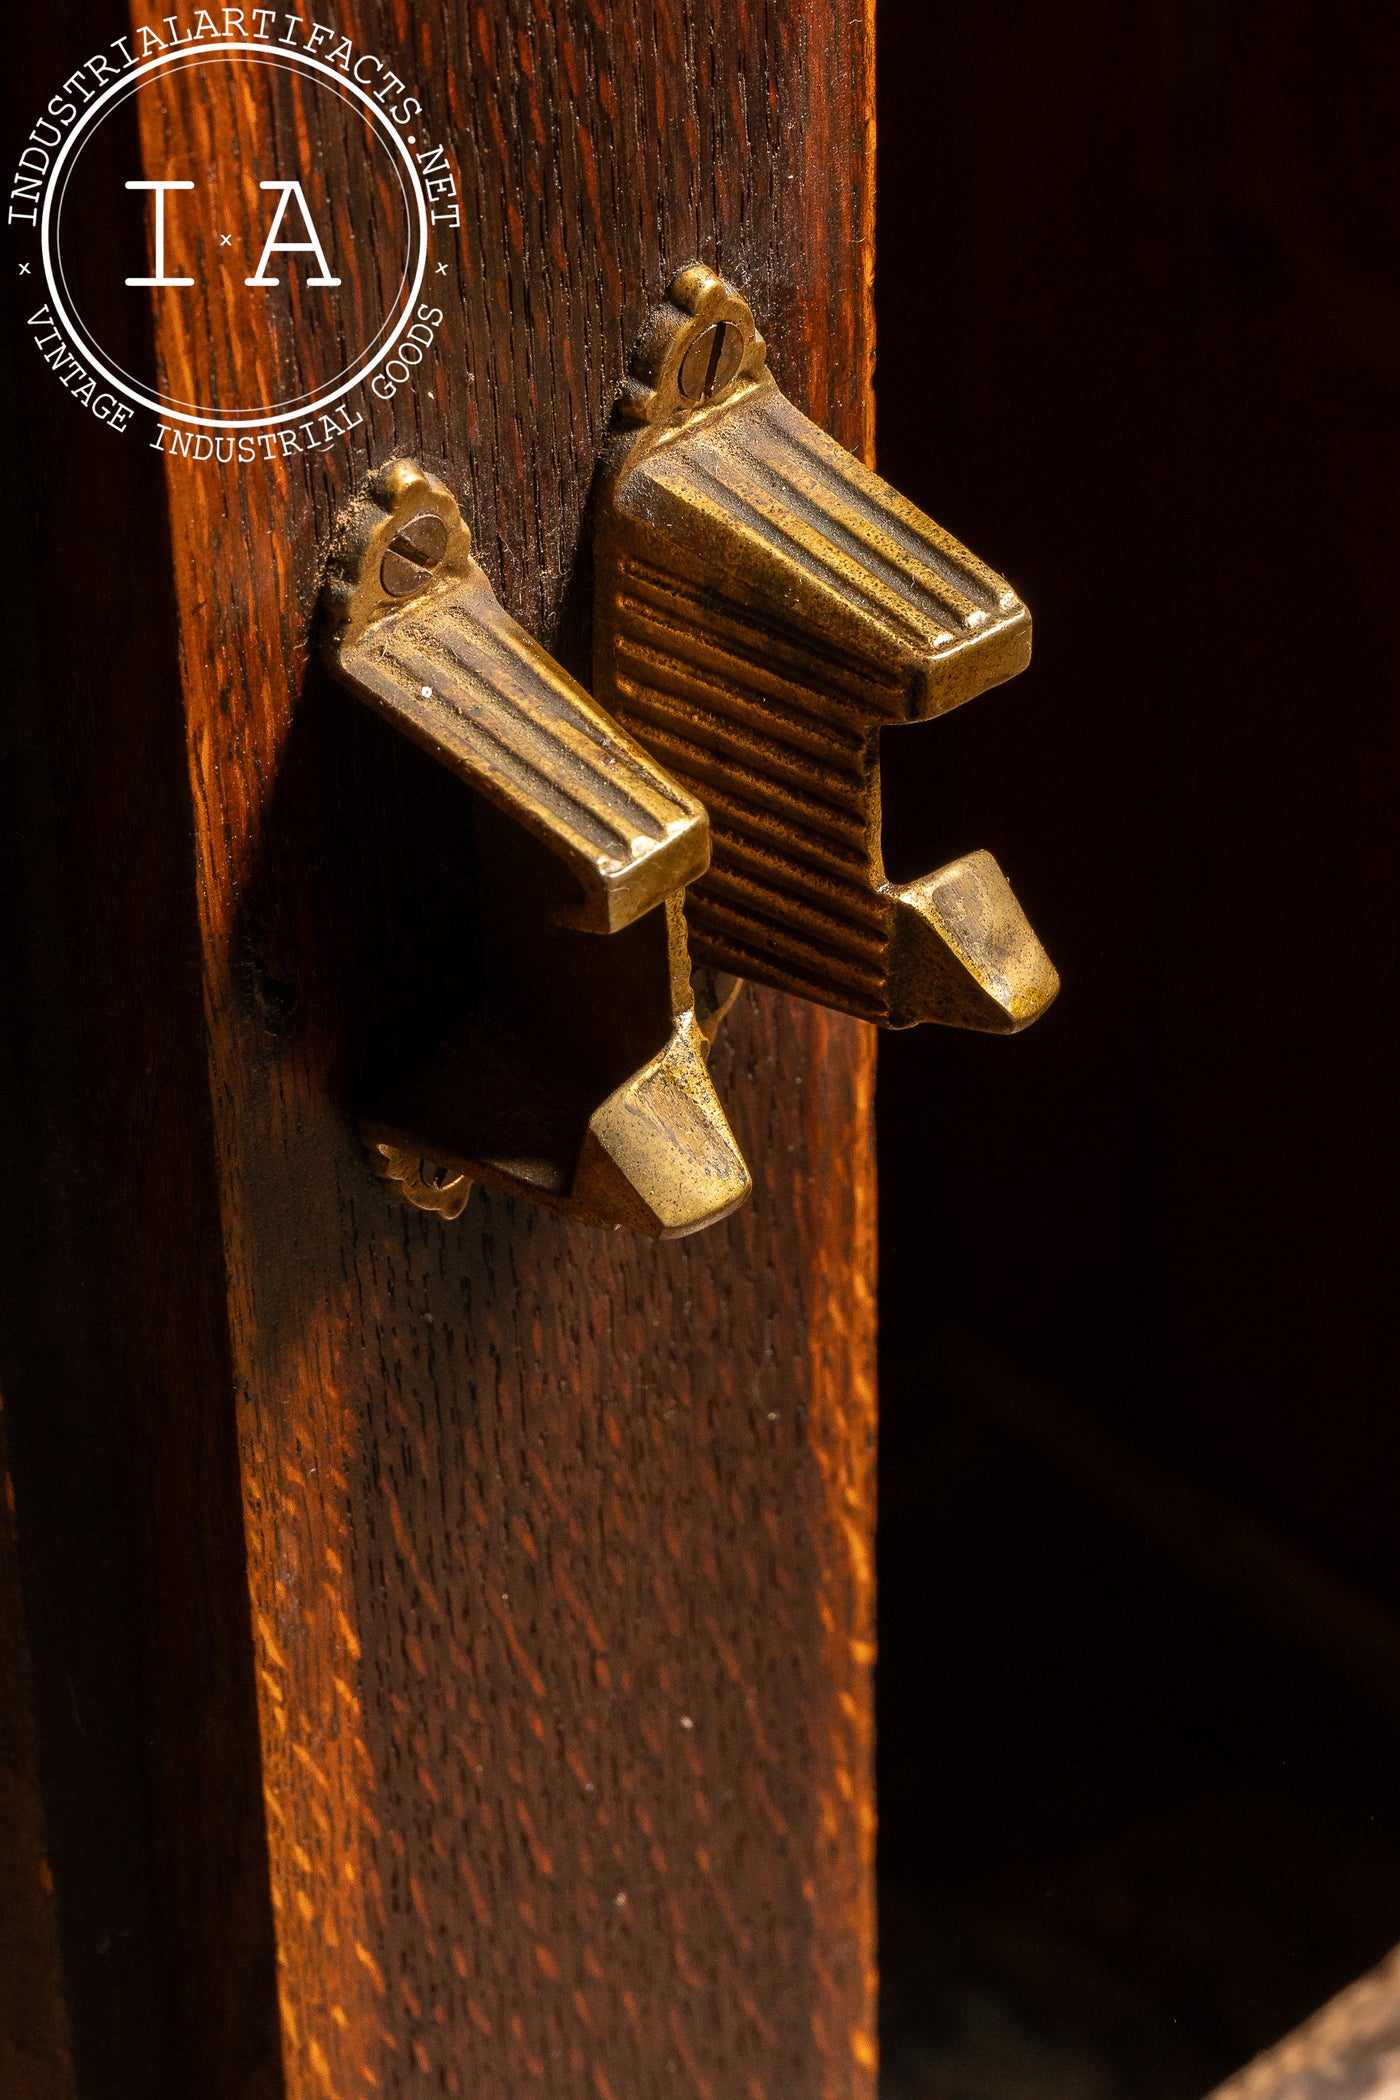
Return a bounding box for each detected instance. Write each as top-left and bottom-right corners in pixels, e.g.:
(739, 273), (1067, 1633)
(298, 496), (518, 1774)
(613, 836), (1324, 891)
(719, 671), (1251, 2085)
(326, 459), (710, 935)
(323, 462), (751, 1237)
(356, 886), (751, 1238)
(594, 266), (1060, 1032)
(691, 964), (744, 1050)
(366, 1144), (474, 1222)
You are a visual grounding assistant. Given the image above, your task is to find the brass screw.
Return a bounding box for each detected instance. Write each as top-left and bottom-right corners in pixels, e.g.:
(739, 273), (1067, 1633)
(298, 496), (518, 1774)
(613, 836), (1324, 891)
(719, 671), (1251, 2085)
(381, 511), (449, 596)
(678, 320), (745, 404)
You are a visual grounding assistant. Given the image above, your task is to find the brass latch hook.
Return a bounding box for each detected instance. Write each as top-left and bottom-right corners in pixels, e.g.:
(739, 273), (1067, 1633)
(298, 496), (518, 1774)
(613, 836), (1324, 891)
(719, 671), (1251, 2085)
(594, 266), (1060, 1034)
(322, 460), (751, 1237)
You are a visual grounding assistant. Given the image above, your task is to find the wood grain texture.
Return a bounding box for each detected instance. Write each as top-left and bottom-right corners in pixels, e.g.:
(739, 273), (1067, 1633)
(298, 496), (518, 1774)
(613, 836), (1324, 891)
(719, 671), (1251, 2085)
(1, 6), (283, 2088)
(9, 2), (878, 2095)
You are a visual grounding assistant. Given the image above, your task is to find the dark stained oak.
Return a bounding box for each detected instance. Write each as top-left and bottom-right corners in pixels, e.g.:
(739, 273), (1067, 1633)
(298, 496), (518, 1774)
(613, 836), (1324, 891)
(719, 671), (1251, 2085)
(0, 1391), (74, 2100)
(0, 3), (877, 2097)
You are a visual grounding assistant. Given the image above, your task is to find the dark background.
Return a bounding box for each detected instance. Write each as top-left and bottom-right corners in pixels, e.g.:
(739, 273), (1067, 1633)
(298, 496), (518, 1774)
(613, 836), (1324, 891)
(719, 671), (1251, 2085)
(872, 1), (1400, 2093)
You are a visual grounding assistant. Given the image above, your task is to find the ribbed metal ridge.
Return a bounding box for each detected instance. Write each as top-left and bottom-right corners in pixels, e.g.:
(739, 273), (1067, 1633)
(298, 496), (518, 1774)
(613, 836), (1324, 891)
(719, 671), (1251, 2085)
(344, 566), (701, 884)
(608, 556), (892, 1017)
(594, 270), (1048, 1032)
(640, 387), (1019, 674)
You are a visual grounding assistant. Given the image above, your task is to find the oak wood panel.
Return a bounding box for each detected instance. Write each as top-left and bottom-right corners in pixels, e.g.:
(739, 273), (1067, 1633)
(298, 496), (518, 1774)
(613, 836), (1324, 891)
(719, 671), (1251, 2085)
(2, 4), (877, 2097)
(1, 9), (284, 2086)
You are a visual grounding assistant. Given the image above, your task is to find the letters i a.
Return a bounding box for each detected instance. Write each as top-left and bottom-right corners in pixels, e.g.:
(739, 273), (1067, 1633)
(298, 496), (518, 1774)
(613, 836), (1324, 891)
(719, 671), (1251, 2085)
(124, 177), (340, 287)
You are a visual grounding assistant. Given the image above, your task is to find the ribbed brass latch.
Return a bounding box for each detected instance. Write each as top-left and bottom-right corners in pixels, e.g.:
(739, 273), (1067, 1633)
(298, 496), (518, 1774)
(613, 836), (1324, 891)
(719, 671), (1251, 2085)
(322, 460), (751, 1237)
(594, 266), (1059, 1034)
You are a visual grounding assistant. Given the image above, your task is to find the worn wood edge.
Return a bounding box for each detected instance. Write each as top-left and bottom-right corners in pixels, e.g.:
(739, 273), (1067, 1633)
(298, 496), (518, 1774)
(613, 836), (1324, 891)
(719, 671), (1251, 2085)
(860, 0), (878, 472)
(803, 1003), (879, 2084)
(841, 1), (878, 2070)
(723, 8), (880, 2083)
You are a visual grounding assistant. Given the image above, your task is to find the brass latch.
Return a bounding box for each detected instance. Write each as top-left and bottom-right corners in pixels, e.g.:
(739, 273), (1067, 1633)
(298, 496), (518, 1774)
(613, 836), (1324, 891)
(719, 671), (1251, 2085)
(595, 267), (1059, 1034)
(322, 460), (751, 1237)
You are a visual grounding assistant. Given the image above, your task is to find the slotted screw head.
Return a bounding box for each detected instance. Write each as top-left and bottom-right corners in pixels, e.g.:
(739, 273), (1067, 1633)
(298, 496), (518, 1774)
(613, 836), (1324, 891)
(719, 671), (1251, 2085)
(381, 512), (449, 596)
(678, 321), (745, 404)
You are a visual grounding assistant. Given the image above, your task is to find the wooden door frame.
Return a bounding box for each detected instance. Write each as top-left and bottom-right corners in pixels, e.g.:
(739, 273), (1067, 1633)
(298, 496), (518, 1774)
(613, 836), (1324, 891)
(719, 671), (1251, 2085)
(0, 4), (877, 2096)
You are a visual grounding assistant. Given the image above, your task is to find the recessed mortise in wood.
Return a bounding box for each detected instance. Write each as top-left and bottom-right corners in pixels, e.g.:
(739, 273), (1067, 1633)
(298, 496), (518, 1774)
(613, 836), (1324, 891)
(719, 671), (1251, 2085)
(595, 265), (1061, 1034)
(323, 460), (751, 1237)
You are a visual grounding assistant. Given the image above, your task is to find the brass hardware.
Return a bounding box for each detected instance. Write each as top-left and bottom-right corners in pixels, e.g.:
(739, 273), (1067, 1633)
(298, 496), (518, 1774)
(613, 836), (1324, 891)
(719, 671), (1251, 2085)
(691, 964), (744, 1050)
(323, 460), (751, 1238)
(367, 1144), (473, 1222)
(594, 266), (1060, 1033)
(327, 458), (710, 934)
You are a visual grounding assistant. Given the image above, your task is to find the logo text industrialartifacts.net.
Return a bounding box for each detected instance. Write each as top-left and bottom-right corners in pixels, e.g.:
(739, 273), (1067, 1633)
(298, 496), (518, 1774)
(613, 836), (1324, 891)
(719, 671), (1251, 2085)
(11, 11), (460, 464)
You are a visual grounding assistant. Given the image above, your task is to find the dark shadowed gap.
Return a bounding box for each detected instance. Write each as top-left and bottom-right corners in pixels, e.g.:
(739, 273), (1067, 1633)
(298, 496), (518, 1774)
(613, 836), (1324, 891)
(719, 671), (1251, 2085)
(873, 0), (1400, 2092)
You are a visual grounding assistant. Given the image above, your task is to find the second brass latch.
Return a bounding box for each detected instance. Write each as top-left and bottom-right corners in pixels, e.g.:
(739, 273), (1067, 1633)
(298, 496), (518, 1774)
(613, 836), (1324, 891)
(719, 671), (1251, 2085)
(594, 266), (1059, 1035)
